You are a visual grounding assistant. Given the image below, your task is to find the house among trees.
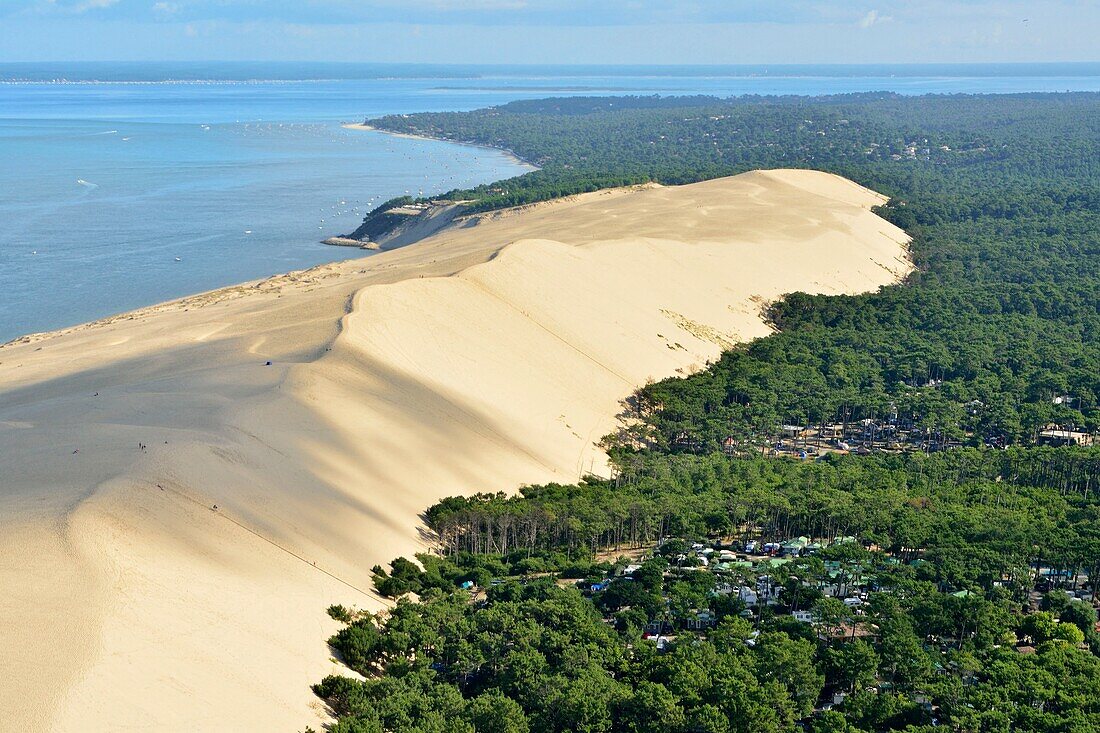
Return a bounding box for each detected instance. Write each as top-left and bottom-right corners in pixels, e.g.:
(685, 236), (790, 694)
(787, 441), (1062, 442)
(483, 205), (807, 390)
(644, 619), (673, 637)
(1037, 426), (1095, 447)
(685, 610), (716, 630)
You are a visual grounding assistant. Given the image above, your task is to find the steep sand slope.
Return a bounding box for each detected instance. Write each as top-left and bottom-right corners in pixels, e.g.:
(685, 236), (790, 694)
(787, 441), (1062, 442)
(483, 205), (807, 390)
(0, 170), (910, 731)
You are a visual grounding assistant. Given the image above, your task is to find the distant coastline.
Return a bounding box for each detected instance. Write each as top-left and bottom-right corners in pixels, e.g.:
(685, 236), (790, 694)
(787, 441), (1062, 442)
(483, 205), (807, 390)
(342, 122), (541, 171)
(6, 61), (1100, 85)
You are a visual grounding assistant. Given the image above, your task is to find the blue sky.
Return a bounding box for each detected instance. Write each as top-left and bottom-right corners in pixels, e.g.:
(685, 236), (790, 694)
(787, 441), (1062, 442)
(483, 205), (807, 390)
(1, 1), (1097, 64)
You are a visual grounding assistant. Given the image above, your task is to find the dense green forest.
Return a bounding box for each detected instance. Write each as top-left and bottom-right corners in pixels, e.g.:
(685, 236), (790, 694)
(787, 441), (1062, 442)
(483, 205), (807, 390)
(317, 578), (1100, 733)
(416, 449), (1100, 587)
(313, 94), (1100, 732)
(317, 451), (1100, 733)
(365, 93), (1100, 447)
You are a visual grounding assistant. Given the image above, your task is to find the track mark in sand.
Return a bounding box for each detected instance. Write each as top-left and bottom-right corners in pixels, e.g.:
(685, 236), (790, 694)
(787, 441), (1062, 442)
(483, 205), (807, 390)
(428, 385), (564, 478)
(869, 257), (907, 280)
(224, 425), (294, 462)
(151, 480), (382, 603)
(247, 336), (269, 355)
(1, 420), (34, 429)
(332, 290), (358, 341)
(659, 309), (738, 350)
(191, 322), (231, 343)
(461, 270), (637, 389)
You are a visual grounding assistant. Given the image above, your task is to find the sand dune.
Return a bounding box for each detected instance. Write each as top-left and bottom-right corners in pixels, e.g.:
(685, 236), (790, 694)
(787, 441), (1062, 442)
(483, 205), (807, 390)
(0, 170), (910, 731)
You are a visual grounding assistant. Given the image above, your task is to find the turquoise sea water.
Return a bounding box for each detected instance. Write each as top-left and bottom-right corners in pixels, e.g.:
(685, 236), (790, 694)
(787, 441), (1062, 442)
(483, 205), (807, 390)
(3, 62), (1100, 342)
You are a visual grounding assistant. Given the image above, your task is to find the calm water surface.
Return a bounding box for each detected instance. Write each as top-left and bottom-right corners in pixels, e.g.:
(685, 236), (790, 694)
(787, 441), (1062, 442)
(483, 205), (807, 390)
(3, 63), (1099, 341)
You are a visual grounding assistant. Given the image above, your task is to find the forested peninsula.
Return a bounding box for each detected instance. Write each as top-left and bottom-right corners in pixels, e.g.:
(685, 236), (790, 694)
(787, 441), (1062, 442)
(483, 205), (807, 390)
(314, 93), (1100, 733)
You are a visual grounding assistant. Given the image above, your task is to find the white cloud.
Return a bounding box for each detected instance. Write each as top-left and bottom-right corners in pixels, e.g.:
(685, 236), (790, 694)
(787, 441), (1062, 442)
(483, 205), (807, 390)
(152, 1), (180, 18)
(430, 0), (528, 8)
(858, 9), (884, 28)
(75, 0), (119, 11)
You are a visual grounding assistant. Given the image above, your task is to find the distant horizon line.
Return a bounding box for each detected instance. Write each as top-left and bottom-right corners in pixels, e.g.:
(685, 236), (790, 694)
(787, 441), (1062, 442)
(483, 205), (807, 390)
(4, 60), (1100, 84)
(4, 60), (1100, 67)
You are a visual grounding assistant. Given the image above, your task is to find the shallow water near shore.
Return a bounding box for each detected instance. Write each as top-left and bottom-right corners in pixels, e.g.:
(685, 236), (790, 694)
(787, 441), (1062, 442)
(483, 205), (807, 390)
(0, 84), (533, 342)
(3, 61), (1100, 341)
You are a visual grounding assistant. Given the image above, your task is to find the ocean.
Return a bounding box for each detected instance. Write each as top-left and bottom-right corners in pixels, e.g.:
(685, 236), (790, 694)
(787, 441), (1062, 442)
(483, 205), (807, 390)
(3, 62), (1100, 342)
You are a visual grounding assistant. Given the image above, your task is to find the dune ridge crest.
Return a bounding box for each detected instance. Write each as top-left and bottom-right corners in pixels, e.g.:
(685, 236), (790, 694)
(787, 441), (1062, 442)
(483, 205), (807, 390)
(0, 169), (910, 732)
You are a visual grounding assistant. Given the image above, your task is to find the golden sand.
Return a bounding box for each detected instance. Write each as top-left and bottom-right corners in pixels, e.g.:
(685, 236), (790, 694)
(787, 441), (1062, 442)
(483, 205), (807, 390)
(0, 170), (909, 731)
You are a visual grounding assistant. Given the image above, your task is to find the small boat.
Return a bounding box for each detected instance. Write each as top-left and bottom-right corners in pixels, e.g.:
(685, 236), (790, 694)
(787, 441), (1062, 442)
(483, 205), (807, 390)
(174, 257), (182, 262)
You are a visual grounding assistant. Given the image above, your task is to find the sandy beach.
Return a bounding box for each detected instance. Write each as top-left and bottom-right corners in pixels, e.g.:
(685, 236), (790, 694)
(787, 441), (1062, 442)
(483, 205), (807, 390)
(0, 170), (910, 731)
(343, 122), (541, 170)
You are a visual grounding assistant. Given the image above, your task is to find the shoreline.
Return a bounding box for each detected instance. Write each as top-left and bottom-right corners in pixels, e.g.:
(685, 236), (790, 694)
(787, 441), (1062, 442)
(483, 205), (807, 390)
(0, 255), (373, 351)
(0, 183), (615, 352)
(0, 121), (533, 348)
(342, 122), (541, 172)
(0, 171), (911, 732)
